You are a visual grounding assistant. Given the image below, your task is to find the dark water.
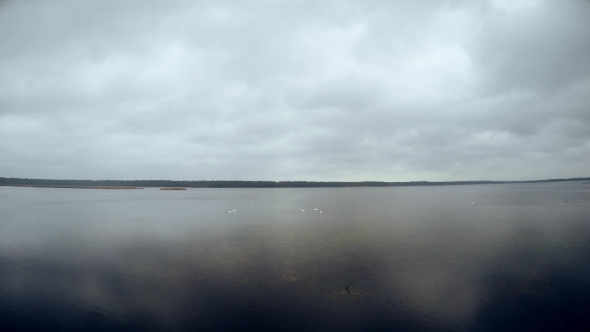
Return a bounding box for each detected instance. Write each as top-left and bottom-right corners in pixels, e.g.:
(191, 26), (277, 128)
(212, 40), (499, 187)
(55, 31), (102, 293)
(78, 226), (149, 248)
(1, 183), (590, 331)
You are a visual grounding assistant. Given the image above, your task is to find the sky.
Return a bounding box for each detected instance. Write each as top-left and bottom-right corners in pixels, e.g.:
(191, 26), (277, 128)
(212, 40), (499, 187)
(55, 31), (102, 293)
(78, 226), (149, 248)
(1, 0), (589, 181)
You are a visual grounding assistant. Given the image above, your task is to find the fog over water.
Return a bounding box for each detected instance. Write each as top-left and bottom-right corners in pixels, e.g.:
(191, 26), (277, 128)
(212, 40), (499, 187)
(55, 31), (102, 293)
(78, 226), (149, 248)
(1, 183), (589, 331)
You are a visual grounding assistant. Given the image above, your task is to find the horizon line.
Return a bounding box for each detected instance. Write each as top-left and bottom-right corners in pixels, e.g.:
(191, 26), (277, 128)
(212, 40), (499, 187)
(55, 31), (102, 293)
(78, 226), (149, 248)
(2, 176), (590, 184)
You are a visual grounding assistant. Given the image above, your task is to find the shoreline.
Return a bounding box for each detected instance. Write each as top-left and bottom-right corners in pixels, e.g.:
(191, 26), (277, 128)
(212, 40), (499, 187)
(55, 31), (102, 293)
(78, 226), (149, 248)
(1, 176), (589, 189)
(0, 184), (142, 189)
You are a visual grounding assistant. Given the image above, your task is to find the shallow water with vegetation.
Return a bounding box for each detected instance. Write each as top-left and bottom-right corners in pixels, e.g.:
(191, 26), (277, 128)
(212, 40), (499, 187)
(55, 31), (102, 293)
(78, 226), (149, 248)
(1, 183), (589, 331)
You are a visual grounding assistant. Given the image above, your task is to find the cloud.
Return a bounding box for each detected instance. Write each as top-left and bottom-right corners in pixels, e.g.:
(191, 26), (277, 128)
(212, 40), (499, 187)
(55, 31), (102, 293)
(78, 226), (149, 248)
(0, 0), (589, 180)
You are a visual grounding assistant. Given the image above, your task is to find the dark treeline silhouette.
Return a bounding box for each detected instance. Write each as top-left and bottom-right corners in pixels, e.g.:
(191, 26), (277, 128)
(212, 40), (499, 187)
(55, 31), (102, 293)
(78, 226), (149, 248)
(1, 177), (589, 188)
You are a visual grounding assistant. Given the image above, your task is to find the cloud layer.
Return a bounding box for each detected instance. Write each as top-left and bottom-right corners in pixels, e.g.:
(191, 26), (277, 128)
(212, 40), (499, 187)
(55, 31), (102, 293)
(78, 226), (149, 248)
(1, 0), (589, 180)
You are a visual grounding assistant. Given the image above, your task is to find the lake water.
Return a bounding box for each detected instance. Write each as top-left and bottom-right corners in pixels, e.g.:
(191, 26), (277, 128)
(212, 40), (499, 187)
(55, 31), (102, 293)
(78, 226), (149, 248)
(1, 183), (589, 331)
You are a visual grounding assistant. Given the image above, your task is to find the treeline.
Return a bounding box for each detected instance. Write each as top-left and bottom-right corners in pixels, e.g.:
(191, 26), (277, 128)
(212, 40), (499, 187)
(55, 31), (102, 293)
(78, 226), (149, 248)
(1, 177), (589, 188)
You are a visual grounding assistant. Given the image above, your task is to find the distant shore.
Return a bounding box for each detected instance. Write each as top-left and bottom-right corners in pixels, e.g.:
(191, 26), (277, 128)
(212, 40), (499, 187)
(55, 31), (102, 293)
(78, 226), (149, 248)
(2, 176), (590, 189)
(0, 184), (142, 189)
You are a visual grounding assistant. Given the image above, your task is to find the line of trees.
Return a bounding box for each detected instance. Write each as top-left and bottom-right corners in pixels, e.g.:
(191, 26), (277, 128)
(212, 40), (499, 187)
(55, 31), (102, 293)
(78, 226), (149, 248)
(1, 177), (589, 188)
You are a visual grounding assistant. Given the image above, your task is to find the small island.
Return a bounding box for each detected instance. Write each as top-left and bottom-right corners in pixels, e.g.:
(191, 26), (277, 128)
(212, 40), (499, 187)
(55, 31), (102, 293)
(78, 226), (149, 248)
(160, 187), (187, 190)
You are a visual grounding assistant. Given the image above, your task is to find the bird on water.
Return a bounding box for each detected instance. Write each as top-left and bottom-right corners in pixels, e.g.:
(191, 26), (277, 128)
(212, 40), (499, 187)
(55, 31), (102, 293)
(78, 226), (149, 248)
(345, 282), (352, 294)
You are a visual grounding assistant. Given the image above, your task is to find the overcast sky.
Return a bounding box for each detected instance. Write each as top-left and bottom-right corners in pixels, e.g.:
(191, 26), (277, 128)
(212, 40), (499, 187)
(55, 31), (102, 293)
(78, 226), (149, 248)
(1, 0), (589, 181)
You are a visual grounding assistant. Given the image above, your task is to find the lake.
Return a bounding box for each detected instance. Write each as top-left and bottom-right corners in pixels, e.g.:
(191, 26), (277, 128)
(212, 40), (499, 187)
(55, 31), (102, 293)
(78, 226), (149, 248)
(1, 183), (589, 331)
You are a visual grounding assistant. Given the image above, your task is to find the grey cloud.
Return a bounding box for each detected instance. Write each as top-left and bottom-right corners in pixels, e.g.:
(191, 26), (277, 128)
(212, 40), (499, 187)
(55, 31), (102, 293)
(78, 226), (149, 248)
(0, 0), (589, 181)
(471, 1), (590, 94)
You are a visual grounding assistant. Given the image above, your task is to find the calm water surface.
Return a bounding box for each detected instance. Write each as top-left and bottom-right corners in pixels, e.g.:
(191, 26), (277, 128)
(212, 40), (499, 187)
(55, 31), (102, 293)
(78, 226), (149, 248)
(1, 183), (590, 331)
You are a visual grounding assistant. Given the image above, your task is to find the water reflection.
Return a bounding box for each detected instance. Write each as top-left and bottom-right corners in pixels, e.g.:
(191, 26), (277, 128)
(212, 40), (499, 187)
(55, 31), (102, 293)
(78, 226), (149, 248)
(0, 184), (589, 331)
